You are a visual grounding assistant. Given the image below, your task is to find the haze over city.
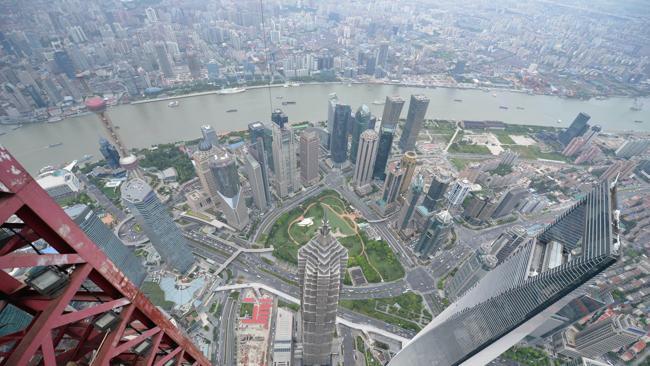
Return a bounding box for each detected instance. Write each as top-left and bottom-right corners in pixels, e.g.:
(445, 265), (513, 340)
(0, 0), (648, 366)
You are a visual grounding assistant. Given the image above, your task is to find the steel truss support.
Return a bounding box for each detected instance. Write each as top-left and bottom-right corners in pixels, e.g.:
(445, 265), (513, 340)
(0, 145), (209, 365)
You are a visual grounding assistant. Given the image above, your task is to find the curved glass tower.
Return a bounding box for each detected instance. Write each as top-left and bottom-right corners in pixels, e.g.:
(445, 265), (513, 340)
(389, 180), (620, 366)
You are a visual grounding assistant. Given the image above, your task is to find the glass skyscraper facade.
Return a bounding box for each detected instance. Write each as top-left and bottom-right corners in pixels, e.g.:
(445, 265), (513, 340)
(330, 104), (351, 164)
(372, 125), (395, 180)
(389, 180), (620, 366)
(559, 112), (591, 146)
(121, 178), (195, 274)
(350, 105), (372, 164)
(65, 204), (146, 286)
(398, 94), (429, 151)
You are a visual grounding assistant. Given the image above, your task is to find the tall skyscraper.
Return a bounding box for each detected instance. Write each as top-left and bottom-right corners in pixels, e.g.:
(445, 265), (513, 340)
(210, 153), (249, 230)
(559, 112), (591, 146)
(415, 210), (453, 258)
(201, 124), (218, 147)
(249, 121), (274, 172)
(65, 204), (146, 286)
(350, 105), (372, 163)
(422, 173), (452, 210)
(53, 49), (76, 78)
(388, 180), (620, 366)
(99, 137), (121, 169)
(372, 125), (395, 180)
(272, 109), (289, 129)
(244, 153), (268, 210)
(272, 124), (299, 198)
(186, 51), (201, 79)
(381, 96), (405, 128)
(615, 139), (650, 158)
(327, 93), (338, 146)
(398, 95), (429, 151)
(155, 41), (174, 78)
(298, 221), (348, 366)
(381, 161), (405, 205)
(300, 131), (320, 186)
(397, 175), (424, 231)
(399, 151), (417, 194)
(445, 243), (498, 300)
(573, 314), (645, 359)
(330, 103), (351, 164)
(491, 187), (529, 219)
(121, 178), (195, 273)
(192, 138), (220, 201)
(207, 59), (219, 80)
(446, 179), (473, 206)
(353, 129), (379, 193)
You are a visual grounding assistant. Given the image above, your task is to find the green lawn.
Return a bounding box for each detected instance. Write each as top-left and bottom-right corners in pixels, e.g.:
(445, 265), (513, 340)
(448, 142), (492, 155)
(501, 346), (552, 366)
(240, 302), (254, 318)
(141, 281), (175, 310)
(265, 190), (404, 283)
(451, 158), (475, 171)
(493, 131), (515, 145)
(340, 293), (431, 332)
(509, 145), (568, 162)
(139, 143), (196, 183)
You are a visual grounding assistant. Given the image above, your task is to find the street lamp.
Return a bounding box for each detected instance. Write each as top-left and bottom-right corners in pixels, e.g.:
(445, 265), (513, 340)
(25, 266), (68, 297)
(93, 310), (121, 332)
(132, 339), (152, 356)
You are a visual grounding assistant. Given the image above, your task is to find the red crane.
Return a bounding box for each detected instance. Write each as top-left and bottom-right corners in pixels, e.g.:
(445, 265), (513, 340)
(0, 145), (210, 365)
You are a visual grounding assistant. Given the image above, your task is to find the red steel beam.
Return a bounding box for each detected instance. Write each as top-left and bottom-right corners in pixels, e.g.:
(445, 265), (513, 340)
(0, 145), (210, 365)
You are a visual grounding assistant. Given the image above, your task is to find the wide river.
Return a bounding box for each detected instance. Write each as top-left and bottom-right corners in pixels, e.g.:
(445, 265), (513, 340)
(1, 83), (648, 174)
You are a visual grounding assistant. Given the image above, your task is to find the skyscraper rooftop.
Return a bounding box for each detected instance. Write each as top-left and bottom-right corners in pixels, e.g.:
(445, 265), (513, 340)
(389, 180), (621, 366)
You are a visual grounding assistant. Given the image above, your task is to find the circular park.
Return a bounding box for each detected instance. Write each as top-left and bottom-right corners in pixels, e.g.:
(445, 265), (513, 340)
(262, 190), (405, 284)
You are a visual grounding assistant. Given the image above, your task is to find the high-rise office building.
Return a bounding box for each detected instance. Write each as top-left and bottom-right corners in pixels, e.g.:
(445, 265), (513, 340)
(186, 51), (201, 79)
(326, 93), (338, 146)
(372, 125), (395, 180)
(244, 153), (268, 210)
(272, 124), (299, 198)
(422, 173), (452, 210)
(155, 41), (174, 78)
(210, 152), (239, 198)
(330, 103), (351, 164)
(65, 204), (146, 286)
(573, 314), (645, 359)
(207, 59), (219, 80)
(399, 151), (417, 194)
(298, 221), (348, 366)
(192, 138), (220, 201)
(398, 95), (429, 151)
(446, 179), (472, 206)
(559, 112), (591, 146)
(249, 121), (274, 172)
(210, 153), (249, 230)
(463, 191), (498, 223)
(381, 161), (405, 205)
(350, 105), (372, 163)
(53, 49), (76, 79)
(353, 129), (379, 192)
(415, 210), (453, 258)
(272, 108), (289, 129)
(397, 175), (424, 231)
(615, 139), (650, 158)
(499, 150), (519, 167)
(445, 243), (499, 300)
(300, 131), (320, 186)
(381, 96), (405, 128)
(492, 187), (529, 219)
(99, 137), (121, 169)
(489, 226), (528, 263)
(121, 178), (195, 273)
(201, 124), (218, 147)
(388, 180), (620, 366)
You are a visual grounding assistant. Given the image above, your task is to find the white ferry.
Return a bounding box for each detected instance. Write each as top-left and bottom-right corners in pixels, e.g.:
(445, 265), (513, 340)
(218, 87), (246, 95)
(168, 100), (180, 108)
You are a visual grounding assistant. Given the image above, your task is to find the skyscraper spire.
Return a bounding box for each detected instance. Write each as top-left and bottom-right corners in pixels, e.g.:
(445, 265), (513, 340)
(320, 212), (331, 237)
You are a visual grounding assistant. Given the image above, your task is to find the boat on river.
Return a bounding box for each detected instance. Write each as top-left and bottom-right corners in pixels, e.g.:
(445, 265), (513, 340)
(218, 87), (246, 95)
(168, 100), (180, 108)
(226, 109), (238, 113)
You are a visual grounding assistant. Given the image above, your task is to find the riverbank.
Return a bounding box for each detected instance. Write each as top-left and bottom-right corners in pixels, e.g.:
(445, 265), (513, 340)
(2, 82), (648, 174)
